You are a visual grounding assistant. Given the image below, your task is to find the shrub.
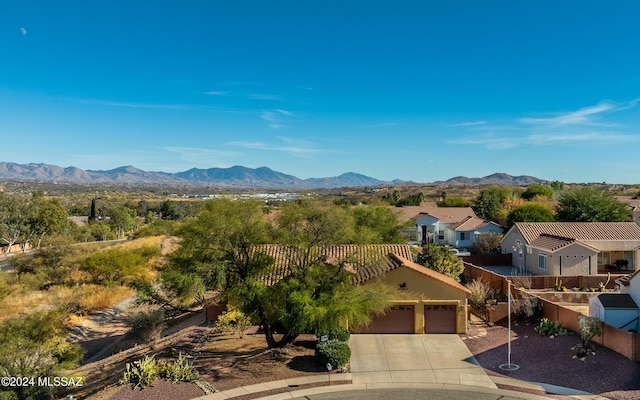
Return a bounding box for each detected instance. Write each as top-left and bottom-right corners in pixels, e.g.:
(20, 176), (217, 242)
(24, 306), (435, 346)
(315, 339), (351, 369)
(164, 352), (199, 383)
(318, 326), (350, 342)
(214, 308), (251, 338)
(120, 353), (199, 388)
(125, 309), (166, 343)
(120, 355), (161, 389)
(534, 318), (568, 336)
(513, 292), (542, 322)
(578, 315), (602, 353)
(466, 279), (491, 309)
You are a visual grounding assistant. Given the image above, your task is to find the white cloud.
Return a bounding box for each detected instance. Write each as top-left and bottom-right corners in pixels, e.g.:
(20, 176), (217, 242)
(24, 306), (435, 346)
(78, 99), (191, 110)
(448, 120), (487, 127)
(204, 91), (227, 96)
(450, 98), (640, 151)
(227, 138), (321, 157)
(527, 131), (640, 145)
(275, 109), (293, 116)
(361, 122), (399, 128)
(260, 109), (294, 129)
(249, 93), (281, 100)
(520, 102), (616, 126)
(20, 27), (27, 36)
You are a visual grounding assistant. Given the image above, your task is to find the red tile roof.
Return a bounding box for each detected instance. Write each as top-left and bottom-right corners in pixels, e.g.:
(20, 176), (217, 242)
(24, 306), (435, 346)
(414, 207), (477, 224)
(254, 244), (414, 285)
(353, 253), (471, 294)
(528, 233), (589, 252)
(514, 222), (640, 244)
(448, 216), (499, 231)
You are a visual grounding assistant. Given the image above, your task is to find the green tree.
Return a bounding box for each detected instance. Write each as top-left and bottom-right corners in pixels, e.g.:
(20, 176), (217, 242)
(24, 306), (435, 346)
(109, 207), (137, 238)
(165, 199), (393, 348)
(0, 193), (30, 254)
(89, 198), (97, 222)
(81, 246), (159, 285)
(416, 244), (464, 281)
(26, 194), (69, 250)
(471, 232), (503, 254)
(438, 195), (471, 207)
(472, 186), (511, 221)
(550, 180), (564, 200)
(521, 184), (554, 201)
(556, 187), (631, 222)
(350, 206), (404, 243)
(161, 200), (189, 220)
(396, 192), (425, 206)
(0, 311), (83, 399)
(506, 203), (555, 228)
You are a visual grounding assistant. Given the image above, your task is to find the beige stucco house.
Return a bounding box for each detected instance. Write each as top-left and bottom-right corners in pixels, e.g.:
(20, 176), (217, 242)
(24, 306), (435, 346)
(353, 253), (471, 334)
(501, 222), (640, 276)
(256, 243), (470, 334)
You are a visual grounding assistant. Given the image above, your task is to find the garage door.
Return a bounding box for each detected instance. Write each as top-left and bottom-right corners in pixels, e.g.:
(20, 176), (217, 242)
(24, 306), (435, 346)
(424, 305), (457, 333)
(356, 305), (415, 334)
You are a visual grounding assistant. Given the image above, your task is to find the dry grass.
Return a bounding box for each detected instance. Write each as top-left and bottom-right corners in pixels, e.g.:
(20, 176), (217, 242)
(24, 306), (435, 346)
(0, 284), (135, 323)
(0, 290), (51, 321)
(79, 285), (136, 311)
(118, 236), (165, 250)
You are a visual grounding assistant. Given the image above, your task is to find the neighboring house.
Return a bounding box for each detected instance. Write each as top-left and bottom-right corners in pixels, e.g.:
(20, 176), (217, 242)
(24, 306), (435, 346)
(447, 216), (503, 249)
(501, 222), (640, 276)
(589, 293), (639, 332)
(615, 196), (640, 227)
(255, 243), (470, 334)
(393, 202), (501, 248)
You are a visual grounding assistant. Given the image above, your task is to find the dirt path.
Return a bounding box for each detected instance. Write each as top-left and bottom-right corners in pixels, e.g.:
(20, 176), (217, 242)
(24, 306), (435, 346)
(68, 295), (138, 362)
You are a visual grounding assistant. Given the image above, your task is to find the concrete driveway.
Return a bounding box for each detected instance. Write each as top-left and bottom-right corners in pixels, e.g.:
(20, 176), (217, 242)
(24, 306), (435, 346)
(349, 334), (496, 389)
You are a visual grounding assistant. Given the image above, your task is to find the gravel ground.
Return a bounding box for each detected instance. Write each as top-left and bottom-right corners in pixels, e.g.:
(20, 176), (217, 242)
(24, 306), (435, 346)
(462, 319), (640, 400)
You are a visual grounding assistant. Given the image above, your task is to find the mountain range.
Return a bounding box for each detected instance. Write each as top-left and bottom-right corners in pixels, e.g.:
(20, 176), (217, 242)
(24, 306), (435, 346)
(0, 162), (544, 189)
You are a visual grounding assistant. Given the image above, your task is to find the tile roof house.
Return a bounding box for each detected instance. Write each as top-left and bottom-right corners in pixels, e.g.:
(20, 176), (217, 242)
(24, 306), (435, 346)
(252, 243), (470, 334)
(404, 203), (503, 248)
(501, 222), (640, 276)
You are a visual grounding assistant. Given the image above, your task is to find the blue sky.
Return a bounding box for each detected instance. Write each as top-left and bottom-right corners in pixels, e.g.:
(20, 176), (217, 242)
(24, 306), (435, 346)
(2, 1), (640, 184)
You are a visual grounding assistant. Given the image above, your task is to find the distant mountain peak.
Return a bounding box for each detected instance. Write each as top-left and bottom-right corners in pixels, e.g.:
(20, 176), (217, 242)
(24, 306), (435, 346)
(0, 162), (546, 189)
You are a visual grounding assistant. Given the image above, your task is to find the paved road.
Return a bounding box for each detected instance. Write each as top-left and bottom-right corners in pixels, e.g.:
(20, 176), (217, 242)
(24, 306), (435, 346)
(292, 388), (541, 400)
(0, 257), (13, 272)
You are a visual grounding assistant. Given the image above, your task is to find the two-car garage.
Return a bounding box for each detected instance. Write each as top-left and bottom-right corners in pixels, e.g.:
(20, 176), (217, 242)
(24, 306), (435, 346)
(356, 303), (459, 334)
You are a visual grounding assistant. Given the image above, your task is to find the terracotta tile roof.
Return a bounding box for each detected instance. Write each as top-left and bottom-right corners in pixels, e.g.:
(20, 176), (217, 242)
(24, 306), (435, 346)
(448, 216), (498, 231)
(414, 207), (477, 224)
(390, 202), (440, 223)
(350, 253), (471, 294)
(514, 222), (640, 244)
(254, 244), (414, 285)
(528, 234), (577, 252)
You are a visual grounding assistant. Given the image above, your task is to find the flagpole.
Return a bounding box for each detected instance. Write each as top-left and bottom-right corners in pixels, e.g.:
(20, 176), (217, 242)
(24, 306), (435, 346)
(500, 279), (519, 371)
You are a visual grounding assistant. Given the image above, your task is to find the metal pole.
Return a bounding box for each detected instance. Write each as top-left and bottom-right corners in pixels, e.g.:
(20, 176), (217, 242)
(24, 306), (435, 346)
(500, 280), (519, 371)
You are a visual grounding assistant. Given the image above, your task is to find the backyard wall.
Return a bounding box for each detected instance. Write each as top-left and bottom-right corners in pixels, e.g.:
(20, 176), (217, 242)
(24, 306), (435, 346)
(463, 254), (512, 267)
(464, 263), (621, 290)
(465, 262), (640, 361)
(538, 296), (640, 361)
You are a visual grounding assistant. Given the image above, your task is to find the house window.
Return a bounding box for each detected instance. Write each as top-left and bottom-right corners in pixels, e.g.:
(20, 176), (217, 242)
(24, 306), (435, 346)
(539, 253), (547, 271)
(460, 232), (467, 240)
